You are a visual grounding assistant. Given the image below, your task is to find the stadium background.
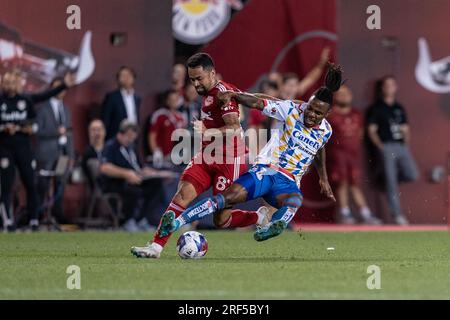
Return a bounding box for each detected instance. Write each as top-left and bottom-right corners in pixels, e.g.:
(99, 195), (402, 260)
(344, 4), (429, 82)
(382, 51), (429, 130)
(0, 0), (449, 225)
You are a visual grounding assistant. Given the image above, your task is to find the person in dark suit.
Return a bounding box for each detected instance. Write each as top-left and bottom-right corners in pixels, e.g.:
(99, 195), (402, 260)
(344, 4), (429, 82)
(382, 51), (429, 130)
(35, 77), (74, 224)
(101, 66), (141, 140)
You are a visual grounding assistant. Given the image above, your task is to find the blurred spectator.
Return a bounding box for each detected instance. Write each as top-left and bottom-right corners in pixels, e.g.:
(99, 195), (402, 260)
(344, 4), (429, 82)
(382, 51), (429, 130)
(81, 119), (106, 190)
(327, 85), (381, 225)
(35, 77), (74, 224)
(248, 80), (279, 153)
(179, 83), (201, 134)
(172, 63), (187, 92)
(268, 71), (283, 89)
(297, 47), (331, 97)
(248, 80), (278, 130)
(100, 120), (165, 232)
(366, 75), (419, 225)
(279, 47), (331, 100)
(148, 89), (187, 168)
(172, 63), (187, 106)
(101, 66), (141, 140)
(260, 78), (280, 98)
(279, 72), (299, 100)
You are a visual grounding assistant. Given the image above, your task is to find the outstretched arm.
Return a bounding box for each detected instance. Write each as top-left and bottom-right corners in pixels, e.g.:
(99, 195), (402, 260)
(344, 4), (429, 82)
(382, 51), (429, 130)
(27, 73), (75, 104)
(253, 92), (305, 105)
(297, 47), (330, 96)
(313, 147), (336, 201)
(218, 91), (298, 123)
(253, 93), (282, 102)
(218, 91), (266, 110)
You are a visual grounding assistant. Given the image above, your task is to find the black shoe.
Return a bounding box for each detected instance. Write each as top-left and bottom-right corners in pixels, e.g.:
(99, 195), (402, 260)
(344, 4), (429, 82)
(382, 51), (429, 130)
(29, 219), (40, 232)
(7, 224), (16, 232)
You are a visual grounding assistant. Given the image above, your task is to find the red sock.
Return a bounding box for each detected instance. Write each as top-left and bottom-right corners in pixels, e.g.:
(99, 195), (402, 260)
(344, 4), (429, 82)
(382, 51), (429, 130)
(226, 209), (258, 228)
(153, 201), (186, 247)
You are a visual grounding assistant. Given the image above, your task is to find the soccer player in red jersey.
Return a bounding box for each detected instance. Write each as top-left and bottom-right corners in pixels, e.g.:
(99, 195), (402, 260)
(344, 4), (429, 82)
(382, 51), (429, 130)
(327, 85), (381, 224)
(131, 53), (269, 258)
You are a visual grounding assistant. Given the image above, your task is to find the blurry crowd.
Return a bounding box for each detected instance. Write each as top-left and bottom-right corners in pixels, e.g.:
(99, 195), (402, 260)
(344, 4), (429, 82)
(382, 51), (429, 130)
(0, 48), (419, 232)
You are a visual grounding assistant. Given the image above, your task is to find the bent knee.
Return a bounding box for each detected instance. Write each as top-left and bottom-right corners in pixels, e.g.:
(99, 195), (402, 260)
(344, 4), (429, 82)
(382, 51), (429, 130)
(282, 195), (303, 210)
(173, 184), (196, 206)
(223, 186), (246, 205)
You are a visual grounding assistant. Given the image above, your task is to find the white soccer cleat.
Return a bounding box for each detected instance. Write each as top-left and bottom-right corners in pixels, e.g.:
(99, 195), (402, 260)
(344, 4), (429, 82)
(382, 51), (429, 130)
(394, 215), (409, 226)
(256, 206), (270, 227)
(130, 243), (162, 259)
(362, 215), (383, 225)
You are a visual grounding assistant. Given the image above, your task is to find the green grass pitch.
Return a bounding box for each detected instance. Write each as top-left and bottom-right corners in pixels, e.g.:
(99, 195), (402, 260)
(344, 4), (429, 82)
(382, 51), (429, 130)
(1, 230), (450, 299)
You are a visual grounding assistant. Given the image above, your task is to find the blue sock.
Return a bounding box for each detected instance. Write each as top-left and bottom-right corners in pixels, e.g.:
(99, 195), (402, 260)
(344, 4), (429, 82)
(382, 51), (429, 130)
(269, 195), (302, 225)
(270, 206), (297, 225)
(175, 194), (226, 228)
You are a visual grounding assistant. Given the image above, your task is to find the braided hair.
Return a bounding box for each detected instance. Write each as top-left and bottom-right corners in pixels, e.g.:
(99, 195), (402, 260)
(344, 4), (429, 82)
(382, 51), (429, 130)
(311, 62), (344, 106)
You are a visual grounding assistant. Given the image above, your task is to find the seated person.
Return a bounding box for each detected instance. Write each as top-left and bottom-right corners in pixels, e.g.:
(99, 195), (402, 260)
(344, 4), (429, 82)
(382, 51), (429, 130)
(100, 120), (166, 232)
(81, 119), (106, 190)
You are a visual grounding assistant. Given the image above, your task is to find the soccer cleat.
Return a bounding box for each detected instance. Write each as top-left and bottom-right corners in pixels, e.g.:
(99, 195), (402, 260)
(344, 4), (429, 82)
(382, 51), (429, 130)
(254, 220), (287, 242)
(123, 218), (139, 232)
(337, 213), (356, 225)
(362, 215), (383, 225)
(130, 243), (161, 259)
(158, 211), (179, 237)
(137, 218), (156, 232)
(256, 206), (270, 227)
(29, 219), (39, 232)
(394, 215), (409, 226)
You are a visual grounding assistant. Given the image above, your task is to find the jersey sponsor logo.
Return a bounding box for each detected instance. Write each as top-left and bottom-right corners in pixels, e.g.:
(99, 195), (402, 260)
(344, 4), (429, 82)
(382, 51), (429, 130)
(295, 145), (315, 157)
(172, 0), (241, 45)
(17, 100), (26, 111)
(222, 103), (233, 111)
(187, 199), (213, 218)
(270, 107), (277, 115)
(293, 130), (320, 150)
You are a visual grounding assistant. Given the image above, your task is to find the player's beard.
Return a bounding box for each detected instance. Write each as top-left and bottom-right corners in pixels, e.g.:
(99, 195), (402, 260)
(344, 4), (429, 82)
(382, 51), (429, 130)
(195, 86), (207, 96)
(196, 77), (217, 96)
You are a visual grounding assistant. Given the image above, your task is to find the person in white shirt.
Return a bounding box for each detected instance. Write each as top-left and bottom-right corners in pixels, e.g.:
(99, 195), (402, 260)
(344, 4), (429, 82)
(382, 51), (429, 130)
(101, 66), (141, 140)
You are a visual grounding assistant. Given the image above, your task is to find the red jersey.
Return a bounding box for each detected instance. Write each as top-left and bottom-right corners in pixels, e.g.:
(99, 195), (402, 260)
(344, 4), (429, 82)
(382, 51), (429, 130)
(180, 81), (247, 195)
(150, 108), (187, 156)
(200, 80), (244, 157)
(327, 108), (363, 154)
(248, 108), (268, 127)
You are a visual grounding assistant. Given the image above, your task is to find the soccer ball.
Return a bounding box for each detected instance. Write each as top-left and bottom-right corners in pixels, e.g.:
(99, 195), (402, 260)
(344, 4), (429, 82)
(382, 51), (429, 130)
(176, 231), (208, 259)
